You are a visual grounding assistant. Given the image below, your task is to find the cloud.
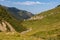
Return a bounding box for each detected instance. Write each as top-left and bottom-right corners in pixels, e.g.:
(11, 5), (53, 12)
(0, 0), (11, 2)
(14, 1), (48, 5)
(0, 0), (9, 2)
(0, 0), (5, 1)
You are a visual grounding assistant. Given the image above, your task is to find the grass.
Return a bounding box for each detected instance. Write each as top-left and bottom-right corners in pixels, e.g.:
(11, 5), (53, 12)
(0, 32), (44, 40)
(21, 6), (60, 40)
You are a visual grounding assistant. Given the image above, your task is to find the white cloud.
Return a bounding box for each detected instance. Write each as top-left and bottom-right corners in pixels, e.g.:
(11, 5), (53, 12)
(14, 1), (48, 5)
(0, 0), (11, 2)
(0, 0), (9, 2)
(0, 0), (5, 1)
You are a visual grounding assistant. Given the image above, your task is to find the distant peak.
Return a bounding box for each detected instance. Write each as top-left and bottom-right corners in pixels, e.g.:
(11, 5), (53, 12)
(0, 5), (2, 6)
(57, 5), (60, 7)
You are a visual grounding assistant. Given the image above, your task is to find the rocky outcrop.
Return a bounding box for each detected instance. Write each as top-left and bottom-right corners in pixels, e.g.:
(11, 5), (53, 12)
(0, 20), (16, 32)
(27, 12), (60, 20)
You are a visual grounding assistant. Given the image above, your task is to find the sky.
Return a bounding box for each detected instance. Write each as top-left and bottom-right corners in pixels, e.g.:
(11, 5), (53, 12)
(0, 0), (60, 14)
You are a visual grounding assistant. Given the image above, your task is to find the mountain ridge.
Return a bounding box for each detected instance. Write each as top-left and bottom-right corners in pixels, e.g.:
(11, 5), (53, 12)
(7, 6), (34, 20)
(0, 4), (34, 20)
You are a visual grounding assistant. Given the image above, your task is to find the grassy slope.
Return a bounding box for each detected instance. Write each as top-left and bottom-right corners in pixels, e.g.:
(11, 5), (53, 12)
(22, 6), (60, 40)
(0, 5), (27, 32)
(0, 32), (44, 40)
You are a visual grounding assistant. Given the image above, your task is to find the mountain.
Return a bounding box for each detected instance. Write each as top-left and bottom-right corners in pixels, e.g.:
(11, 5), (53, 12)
(0, 5), (27, 32)
(22, 5), (60, 40)
(6, 7), (34, 20)
(0, 5), (34, 20)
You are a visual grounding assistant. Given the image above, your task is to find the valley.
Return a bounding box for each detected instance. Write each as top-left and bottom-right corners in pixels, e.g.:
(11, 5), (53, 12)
(0, 5), (60, 40)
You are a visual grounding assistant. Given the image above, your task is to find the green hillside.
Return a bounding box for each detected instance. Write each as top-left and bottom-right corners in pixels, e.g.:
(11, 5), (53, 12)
(0, 5), (27, 32)
(22, 5), (60, 40)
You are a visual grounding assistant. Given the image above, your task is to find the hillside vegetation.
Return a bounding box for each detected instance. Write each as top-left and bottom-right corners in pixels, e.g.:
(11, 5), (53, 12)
(7, 6), (34, 20)
(0, 5), (27, 32)
(22, 5), (60, 40)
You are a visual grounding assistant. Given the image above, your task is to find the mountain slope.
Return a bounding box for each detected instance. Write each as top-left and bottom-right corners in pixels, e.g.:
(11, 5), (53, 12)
(0, 5), (34, 20)
(28, 5), (60, 20)
(22, 5), (60, 40)
(0, 5), (27, 32)
(6, 7), (34, 20)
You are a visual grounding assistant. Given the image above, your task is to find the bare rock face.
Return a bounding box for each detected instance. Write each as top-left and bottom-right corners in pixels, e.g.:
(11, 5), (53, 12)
(0, 20), (16, 32)
(0, 21), (7, 32)
(28, 16), (44, 20)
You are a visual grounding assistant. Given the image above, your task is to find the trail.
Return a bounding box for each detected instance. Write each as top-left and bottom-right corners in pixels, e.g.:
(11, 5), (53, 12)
(21, 28), (32, 34)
